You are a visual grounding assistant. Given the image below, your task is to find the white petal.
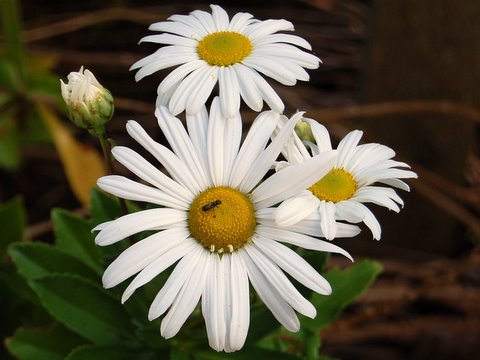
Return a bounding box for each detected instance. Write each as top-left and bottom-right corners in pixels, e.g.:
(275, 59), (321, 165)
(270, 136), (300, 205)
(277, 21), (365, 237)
(251, 150), (337, 209)
(210, 4), (230, 30)
(252, 44), (319, 69)
(258, 208), (361, 238)
(121, 238), (197, 303)
(97, 175), (188, 210)
(157, 60), (206, 96)
(149, 245), (203, 320)
(240, 250), (300, 332)
(319, 201), (338, 240)
(253, 235), (331, 295)
(353, 186), (403, 212)
(256, 225), (353, 261)
(95, 208), (187, 246)
(185, 66), (219, 116)
(126, 120), (203, 194)
(247, 67), (284, 112)
(186, 106), (210, 181)
(218, 66), (241, 119)
(202, 254), (226, 351)
(275, 191), (320, 227)
(148, 20), (204, 39)
(133, 47), (197, 81)
(189, 10), (216, 34)
(245, 244), (316, 319)
(139, 33), (197, 47)
(207, 98), (228, 185)
(240, 111), (301, 193)
(378, 178), (410, 191)
(336, 201), (382, 240)
(228, 12), (254, 32)
(228, 111), (278, 188)
(167, 14), (209, 36)
(111, 146), (194, 205)
(252, 33), (313, 50)
(228, 254), (250, 352)
(102, 227), (190, 288)
(243, 56), (297, 86)
(168, 66), (216, 116)
(233, 64), (264, 112)
(156, 107), (209, 189)
(161, 249), (210, 339)
(244, 19), (294, 39)
(337, 130), (363, 168)
(304, 118), (332, 152)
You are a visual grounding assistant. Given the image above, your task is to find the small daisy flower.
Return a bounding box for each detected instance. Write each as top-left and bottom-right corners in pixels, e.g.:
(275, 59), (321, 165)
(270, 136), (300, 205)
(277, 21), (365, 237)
(274, 115), (418, 240)
(93, 99), (359, 352)
(60, 66), (114, 134)
(130, 4), (320, 118)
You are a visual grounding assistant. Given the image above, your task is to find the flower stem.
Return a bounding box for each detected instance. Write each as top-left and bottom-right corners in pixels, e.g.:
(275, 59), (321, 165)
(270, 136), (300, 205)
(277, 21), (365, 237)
(98, 131), (129, 216)
(305, 330), (321, 360)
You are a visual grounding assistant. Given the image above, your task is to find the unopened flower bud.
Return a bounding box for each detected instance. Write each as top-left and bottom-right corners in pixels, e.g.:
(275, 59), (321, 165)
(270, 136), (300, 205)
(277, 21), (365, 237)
(294, 119), (315, 143)
(60, 66), (114, 135)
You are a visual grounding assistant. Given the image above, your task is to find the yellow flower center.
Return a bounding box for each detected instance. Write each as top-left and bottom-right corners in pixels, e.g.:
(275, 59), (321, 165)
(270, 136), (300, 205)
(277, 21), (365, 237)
(197, 31), (253, 66)
(308, 168), (358, 203)
(188, 186), (256, 253)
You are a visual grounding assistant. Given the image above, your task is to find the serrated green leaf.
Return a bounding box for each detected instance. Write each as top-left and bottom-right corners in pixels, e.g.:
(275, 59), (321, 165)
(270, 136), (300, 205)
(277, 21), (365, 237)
(28, 274), (134, 344)
(5, 326), (85, 360)
(0, 196), (25, 257)
(9, 242), (100, 282)
(194, 346), (302, 360)
(51, 208), (102, 273)
(303, 259), (383, 331)
(65, 344), (158, 360)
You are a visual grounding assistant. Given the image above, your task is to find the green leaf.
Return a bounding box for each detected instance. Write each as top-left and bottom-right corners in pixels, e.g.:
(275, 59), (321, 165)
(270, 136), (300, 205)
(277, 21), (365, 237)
(245, 304), (280, 343)
(90, 188), (123, 226)
(6, 326), (85, 360)
(0, 196), (26, 257)
(194, 346), (302, 360)
(303, 259), (383, 331)
(65, 344), (158, 360)
(51, 208), (102, 273)
(28, 274), (134, 345)
(9, 242), (100, 282)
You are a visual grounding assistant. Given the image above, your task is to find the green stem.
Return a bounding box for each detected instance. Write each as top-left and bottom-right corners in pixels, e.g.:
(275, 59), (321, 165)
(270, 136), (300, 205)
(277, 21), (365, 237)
(305, 330), (321, 360)
(97, 131), (129, 216)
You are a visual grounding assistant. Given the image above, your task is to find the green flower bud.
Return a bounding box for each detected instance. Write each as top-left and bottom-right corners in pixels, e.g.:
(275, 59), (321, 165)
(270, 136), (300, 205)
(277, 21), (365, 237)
(294, 119), (315, 143)
(60, 66), (114, 135)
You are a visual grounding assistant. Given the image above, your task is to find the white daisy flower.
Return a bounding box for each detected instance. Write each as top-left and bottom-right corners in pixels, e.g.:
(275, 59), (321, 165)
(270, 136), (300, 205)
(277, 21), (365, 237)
(274, 115), (418, 240)
(93, 98), (359, 352)
(130, 4), (320, 118)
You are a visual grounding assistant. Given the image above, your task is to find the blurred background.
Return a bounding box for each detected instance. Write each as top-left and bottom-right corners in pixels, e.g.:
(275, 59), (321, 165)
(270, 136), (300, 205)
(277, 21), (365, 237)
(1, 0), (479, 358)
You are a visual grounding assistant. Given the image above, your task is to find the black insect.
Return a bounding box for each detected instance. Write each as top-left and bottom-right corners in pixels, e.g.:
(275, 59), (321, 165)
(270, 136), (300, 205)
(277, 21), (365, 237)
(202, 200), (221, 212)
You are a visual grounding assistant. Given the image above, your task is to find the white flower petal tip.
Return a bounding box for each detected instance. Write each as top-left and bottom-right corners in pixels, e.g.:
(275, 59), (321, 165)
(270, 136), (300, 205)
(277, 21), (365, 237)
(132, 5), (318, 115)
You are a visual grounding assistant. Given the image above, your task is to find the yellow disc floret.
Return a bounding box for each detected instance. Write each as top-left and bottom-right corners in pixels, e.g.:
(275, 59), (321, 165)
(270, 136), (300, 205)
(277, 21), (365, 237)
(309, 168), (358, 203)
(197, 31), (253, 66)
(188, 186), (256, 253)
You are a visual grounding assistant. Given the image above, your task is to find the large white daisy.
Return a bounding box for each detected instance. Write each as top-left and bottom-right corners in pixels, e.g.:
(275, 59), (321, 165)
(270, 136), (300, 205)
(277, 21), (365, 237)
(130, 4), (320, 118)
(93, 99), (359, 352)
(274, 115), (418, 240)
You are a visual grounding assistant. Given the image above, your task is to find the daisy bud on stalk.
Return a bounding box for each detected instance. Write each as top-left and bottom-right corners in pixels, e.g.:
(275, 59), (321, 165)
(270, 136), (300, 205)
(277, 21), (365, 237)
(60, 66), (114, 136)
